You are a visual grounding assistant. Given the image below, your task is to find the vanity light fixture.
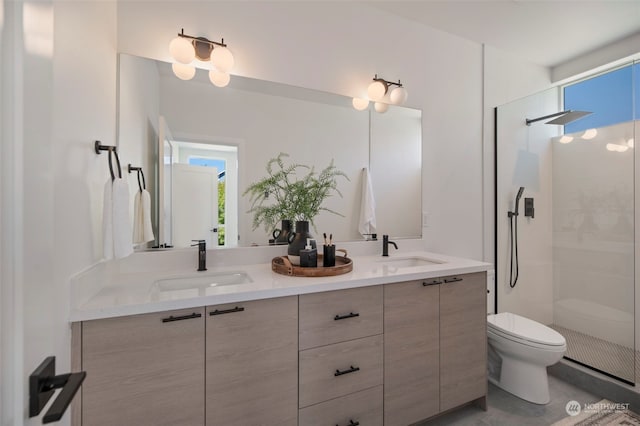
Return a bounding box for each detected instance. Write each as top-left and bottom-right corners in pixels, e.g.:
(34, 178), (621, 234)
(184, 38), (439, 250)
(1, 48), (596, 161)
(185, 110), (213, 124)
(374, 102), (389, 113)
(352, 97), (369, 111)
(169, 28), (234, 87)
(367, 74), (408, 105)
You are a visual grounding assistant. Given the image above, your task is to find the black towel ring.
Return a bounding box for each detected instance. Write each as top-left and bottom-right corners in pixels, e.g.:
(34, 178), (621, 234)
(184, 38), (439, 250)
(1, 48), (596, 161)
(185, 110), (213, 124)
(108, 149), (122, 181)
(127, 164), (146, 192)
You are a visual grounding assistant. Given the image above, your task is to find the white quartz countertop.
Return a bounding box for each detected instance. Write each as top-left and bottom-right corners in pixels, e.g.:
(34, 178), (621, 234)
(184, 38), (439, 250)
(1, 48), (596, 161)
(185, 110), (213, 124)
(70, 250), (492, 322)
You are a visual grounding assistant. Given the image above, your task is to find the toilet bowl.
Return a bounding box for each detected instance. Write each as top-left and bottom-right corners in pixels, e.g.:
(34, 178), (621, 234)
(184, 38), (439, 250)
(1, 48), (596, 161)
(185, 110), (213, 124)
(487, 312), (566, 404)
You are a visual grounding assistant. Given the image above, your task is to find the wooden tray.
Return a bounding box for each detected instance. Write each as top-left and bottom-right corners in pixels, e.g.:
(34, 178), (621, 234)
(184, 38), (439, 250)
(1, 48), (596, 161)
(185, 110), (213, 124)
(272, 249), (352, 277)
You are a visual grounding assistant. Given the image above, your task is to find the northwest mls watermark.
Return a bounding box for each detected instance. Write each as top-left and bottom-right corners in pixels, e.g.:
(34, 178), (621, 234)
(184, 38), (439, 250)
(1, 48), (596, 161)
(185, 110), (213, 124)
(565, 400), (630, 416)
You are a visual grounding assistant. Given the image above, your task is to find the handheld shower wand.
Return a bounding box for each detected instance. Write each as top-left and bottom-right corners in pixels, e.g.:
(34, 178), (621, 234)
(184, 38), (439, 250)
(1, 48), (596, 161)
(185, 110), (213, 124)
(508, 187), (525, 288)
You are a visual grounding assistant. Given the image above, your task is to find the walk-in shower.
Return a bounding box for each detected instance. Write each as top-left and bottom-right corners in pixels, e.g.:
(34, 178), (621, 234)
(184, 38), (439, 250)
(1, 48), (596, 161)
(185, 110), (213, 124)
(495, 66), (638, 387)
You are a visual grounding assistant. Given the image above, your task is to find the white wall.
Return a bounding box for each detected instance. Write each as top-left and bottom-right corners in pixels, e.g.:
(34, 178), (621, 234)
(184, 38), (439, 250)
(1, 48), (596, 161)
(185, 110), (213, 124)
(116, 1), (486, 259)
(1, 1), (117, 424)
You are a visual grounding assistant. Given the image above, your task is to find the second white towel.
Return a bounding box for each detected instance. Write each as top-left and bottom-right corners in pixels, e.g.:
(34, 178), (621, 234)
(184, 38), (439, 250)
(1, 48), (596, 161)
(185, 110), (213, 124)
(133, 189), (155, 244)
(358, 167), (377, 238)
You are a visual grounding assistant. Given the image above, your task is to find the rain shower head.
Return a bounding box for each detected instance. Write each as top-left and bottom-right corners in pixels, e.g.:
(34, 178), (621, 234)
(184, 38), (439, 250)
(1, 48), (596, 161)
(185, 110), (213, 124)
(525, 110), (592, 126)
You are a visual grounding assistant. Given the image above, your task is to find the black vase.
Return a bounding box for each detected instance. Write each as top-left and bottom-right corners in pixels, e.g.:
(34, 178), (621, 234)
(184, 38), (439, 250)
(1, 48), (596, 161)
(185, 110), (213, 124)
(287, 220), (313, 266)
(272, 220), (292, 245)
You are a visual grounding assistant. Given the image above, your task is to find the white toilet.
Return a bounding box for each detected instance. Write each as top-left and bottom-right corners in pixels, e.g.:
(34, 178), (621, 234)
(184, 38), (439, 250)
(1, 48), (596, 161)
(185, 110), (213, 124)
(487, 312), (566, 404)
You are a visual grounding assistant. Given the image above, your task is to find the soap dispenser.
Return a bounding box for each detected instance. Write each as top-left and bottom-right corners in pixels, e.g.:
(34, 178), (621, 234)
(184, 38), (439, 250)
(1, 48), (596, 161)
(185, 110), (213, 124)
(300, 238), (318, 267)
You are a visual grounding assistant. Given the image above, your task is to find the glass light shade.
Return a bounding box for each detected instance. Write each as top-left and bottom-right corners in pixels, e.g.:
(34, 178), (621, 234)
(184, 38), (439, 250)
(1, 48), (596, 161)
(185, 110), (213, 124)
(374, 102), (389, 113)
(209, 70), (230, 87)
(558, 135), (573, 144)
(169, 36), (195, 64)
(367, 81), (387, 101)
(172, 63), (196, 80)
(390, 86), (408, 105)
(581, 128), (598, 140)
(211, 46), (234, 72)
(352, 97), (369, 111)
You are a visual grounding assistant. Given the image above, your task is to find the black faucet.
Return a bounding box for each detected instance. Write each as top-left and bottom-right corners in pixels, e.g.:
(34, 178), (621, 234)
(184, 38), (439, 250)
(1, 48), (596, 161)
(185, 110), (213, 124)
(191, 240), (207, 271)
(382, 235), (398, 257)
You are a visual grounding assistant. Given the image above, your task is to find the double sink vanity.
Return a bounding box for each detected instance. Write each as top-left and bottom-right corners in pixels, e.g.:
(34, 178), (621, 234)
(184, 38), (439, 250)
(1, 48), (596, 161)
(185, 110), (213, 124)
(70, 244), (491, 426)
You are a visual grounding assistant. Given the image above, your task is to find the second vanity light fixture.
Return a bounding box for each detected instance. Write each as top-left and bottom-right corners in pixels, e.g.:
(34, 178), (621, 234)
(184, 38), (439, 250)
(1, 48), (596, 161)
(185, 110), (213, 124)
(169, 28), (235, 87)
(353, 74), (408, 113)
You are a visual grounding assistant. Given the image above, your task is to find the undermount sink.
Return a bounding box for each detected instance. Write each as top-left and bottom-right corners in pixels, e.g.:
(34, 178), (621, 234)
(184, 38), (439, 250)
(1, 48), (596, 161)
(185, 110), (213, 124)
(153, 271), (252, 292)
(377, 256), (445, 268)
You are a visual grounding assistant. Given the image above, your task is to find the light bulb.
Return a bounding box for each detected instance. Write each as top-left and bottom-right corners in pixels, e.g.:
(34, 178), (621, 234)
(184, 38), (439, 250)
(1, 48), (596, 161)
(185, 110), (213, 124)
(558, 135), (573, 144)
(582, 128), (598, 140)
(352, 97), (369, 111)
(169, 36), (195, 64)
(367, 80), (387, 101)
(172, 63), (196, 80)
(209, 70), (230, 87)
(390, 86), (408, 105)
(211, 46), (234, 72)
(374, 102), (389, 113)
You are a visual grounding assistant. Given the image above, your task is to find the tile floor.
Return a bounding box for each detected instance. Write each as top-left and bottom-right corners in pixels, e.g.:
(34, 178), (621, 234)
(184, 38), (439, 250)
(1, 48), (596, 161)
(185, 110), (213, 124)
(420, 375), (601, 425)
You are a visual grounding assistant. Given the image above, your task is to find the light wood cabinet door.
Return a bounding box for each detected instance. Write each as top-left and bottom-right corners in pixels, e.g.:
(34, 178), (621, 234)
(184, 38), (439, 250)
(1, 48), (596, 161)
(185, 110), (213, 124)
(299, 285), (383, 350)
(298, 385), (383, 426)
(206, 296), (298, 426)
(82, 308), (205, 426)
(440, 272), (487, 412)
(384, 279), (440, 426)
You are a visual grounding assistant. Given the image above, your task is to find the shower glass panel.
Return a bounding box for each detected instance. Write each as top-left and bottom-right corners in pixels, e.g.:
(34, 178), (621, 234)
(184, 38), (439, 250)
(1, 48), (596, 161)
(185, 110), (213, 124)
(496, 63), (636, 384)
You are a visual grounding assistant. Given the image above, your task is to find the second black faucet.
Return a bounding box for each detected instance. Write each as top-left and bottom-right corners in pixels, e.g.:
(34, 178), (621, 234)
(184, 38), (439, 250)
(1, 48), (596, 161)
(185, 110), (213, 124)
(191, 240), (207, 271)
(382, 235), (398, 256)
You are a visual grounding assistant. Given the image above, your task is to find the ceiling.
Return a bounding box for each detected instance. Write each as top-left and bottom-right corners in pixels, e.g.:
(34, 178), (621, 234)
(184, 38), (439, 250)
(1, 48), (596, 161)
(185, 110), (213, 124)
(370, 1), (640, 68)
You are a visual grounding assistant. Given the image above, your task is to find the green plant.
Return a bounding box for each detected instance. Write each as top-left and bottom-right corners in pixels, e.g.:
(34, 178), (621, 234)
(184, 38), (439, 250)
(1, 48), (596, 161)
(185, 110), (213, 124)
(243, 153), (349, 232)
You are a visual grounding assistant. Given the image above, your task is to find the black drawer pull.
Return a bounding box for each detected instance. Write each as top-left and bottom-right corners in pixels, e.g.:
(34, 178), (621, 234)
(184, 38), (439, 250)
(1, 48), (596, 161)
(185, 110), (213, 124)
(334, 312), (360, 321)
(210, 306), (245, 316)
(423, 280), (442, 286)
(336, 421), (360, 426)
(444, 277), (463, 283)
(334, 366), (360, 377)
(161, 312), (202, 323)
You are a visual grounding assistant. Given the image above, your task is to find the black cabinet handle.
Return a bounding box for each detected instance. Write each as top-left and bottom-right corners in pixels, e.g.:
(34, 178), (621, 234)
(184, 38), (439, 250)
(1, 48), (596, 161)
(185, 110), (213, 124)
(334, 366), (360, 377)
(210, 306), (245, 316)
(162, 312), (202, 323)
(444, 277), (463, 283)
(336, 421), (360, 426)
(423, 280), (442, 286)
(334, 312), (360, 321)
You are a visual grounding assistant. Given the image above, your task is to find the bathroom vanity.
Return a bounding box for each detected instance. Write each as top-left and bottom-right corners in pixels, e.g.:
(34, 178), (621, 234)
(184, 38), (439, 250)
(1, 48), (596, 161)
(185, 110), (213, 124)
(70, 250), (490, 426)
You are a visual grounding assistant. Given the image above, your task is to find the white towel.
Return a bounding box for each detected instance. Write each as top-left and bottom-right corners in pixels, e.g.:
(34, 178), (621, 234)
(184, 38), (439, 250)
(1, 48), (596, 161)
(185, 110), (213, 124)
(133, 189), (155, 244)
(102, 178), (133, 260)
(358, 167), (377, 237)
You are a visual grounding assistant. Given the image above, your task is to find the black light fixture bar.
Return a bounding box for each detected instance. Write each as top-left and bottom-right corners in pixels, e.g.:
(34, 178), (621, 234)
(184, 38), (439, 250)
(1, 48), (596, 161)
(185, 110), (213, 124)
(373, 74), (403, 89)
(177, 28), (227, 48)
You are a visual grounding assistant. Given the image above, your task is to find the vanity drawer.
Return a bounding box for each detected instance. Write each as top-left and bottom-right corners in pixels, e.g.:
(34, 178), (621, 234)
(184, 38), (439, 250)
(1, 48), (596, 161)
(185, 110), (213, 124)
(299, 334), (383, 408)
(298, 385), (383, 426)
(299, 285), (383, 349)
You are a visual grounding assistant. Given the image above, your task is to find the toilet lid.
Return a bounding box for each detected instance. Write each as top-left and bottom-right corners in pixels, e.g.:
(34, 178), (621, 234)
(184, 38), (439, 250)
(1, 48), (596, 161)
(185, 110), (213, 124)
(488, 312), (566, 346)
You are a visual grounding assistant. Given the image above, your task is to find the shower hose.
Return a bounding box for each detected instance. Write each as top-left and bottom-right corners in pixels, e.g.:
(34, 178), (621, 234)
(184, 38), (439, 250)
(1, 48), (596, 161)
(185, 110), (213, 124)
(508, 211), (519, 288)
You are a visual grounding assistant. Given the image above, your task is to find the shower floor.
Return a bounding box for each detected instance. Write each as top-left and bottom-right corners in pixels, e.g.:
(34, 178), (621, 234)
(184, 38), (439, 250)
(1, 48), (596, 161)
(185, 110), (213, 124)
(550, 324), (635, 384)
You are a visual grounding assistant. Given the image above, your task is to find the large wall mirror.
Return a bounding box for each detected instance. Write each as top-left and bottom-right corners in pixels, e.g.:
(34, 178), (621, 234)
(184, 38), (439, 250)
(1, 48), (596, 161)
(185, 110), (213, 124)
(117, 53), (422, 249)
